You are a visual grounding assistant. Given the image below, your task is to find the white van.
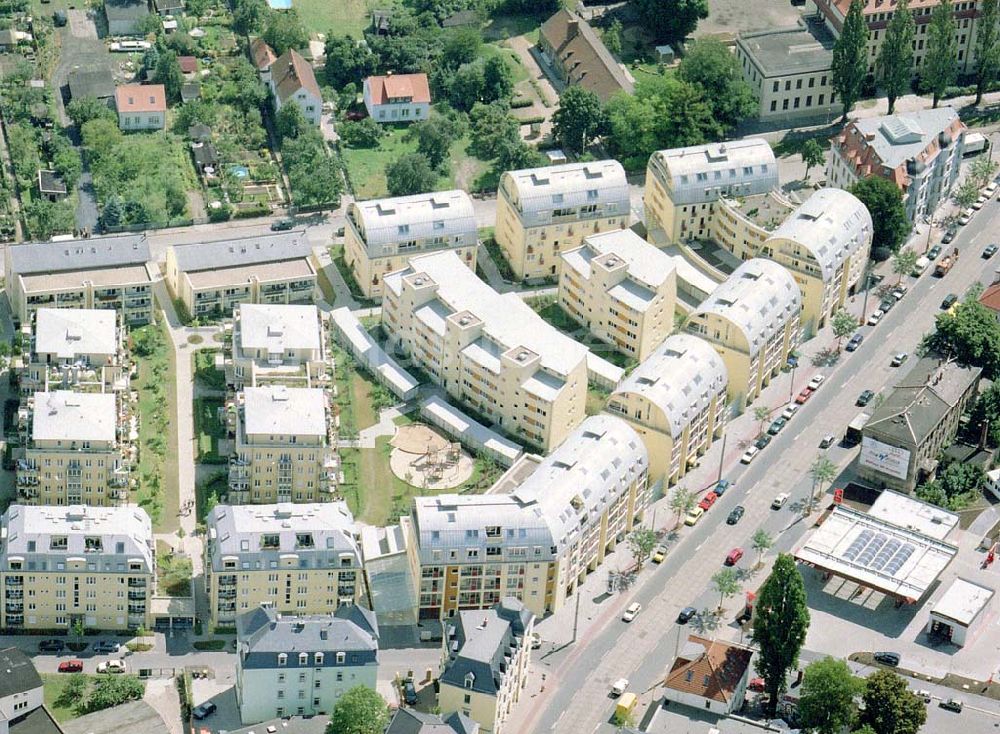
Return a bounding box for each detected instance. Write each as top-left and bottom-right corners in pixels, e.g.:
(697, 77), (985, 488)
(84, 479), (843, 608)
(912, 256), (930, 276)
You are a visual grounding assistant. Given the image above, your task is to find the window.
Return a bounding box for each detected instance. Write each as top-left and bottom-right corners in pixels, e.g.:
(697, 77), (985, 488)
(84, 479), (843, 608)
(336, 652), (346, 664)
(278, 653), (287, 666)
(315, 652), (324, 665)
(298, 652), (308, 665)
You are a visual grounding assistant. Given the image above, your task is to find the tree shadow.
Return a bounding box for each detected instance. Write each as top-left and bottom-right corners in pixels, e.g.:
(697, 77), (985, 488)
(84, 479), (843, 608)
(691, 609), (722, 634)
(812, 348), (841, 367)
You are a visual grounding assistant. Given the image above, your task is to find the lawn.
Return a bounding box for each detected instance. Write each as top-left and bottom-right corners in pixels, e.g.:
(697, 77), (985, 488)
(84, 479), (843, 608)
(43, 674), (96, 723)
(194, 397), (226, 462)
(587, 386), (609, 416)
(156, 540), (193, 597)
(293, 0), (378, 37)
(193, 350), (226, 391)
(528, 297), (580, 333)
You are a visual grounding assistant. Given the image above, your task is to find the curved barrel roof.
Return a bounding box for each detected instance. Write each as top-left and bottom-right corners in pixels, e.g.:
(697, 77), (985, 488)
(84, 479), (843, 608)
(501, 160), (628, 225)
(348, 190), (477, 256)
(649, 138), (777, 206)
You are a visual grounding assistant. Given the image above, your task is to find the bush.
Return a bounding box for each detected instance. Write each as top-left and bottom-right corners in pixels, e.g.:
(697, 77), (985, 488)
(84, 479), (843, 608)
(83, 675), (144, 714)
(207, 203), (232, 223)
(871, 246), (892, 262)
(518, 115), (546, 125)
(339, 118), (384, 148)
(510, 97), (533, 109)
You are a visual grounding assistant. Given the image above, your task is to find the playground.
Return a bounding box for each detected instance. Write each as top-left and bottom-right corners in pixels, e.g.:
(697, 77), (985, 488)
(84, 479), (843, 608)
(388, 423), (474, 490)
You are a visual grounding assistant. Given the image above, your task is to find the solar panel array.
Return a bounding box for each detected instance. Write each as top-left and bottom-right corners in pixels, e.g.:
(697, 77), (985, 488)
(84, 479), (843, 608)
(841, 528), (916, 577)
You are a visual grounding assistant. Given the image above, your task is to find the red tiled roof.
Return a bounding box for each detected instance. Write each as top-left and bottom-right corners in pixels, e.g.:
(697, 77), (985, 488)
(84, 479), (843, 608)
(664, 636), (753, 705)
(271, 50), (322, 103)
(115, 84), (166, 113)
(980, 282), (1000, 313)
(366, 73), (431, 105)
(250, 38), (277, 71)
(178, 56), (197, 73)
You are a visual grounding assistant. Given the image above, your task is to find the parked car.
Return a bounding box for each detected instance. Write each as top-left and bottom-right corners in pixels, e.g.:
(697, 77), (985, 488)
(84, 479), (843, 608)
(192, 701), (218, 720)
(873, 651), (901, 667)
(941, 293), (959, 309)
(958, 208), (973, 225)
(767, 417), (788, 435)
(985, 244), (999, 258)
(891, 284), (907, 301)
(928, 244), (943, 259)
(402, 680), (419, 706)
(725, 548), (744, 566)
(973, 195), (987, 210)
(807, 374), (826, 390)
(771, 493), (790, 510)
(529, 632), (542, 649)
(684, 507), (705, 525)
(867, 309), (884, 326)
(697, 492), (718, 511)
(879, 298), (895, 313)
(941, 228), (957, 244)
(940, 697), (964, 712)
(819, 434), (837, 449)
(781, 404), (799, 421)
(891, 352), (908, 367)
(651, 545), (668, 563)
(38, 639), (65, 653)
(611, 678), (629, 696)
(795, 388), (813, 405)
(677, 607), (697, 624)
(915, 689), (933, 704)
(96, 660), (126, 674)
(713, 479), (732, 496)
(754, 434), (772, 450)
(741, 446), (760, 464)
(856, 390), (875, 406)
(845, 333), (864, 352)
(270, 219), (294, 231)
(727, 506), (745, 525)
(93, 640), (120, 654)
(621, 602), (641, 622)
(57, 660), (83, 673)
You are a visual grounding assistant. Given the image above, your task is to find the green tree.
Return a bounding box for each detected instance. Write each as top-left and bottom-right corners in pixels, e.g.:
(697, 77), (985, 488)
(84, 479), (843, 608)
(72, 619), (86, 647)
(627, 527), (658, 564)
(861, 670), (926, 734)
(66, 96), (115, 127)
(969, 156), (999, 188)
(339, 118), (384, 148)
(407, 118), (458, 170)
(482, 55), (514, 104)
(155, 50), (184, 105)
(634, 0), (709, 44)
(798, 657), (861, 734)
(495, 138), (544, 172)
(832, 308), (858, 350)
(676, 38), (758, 131)
(892, 248), (919, 284)
(711, 567), (740, 610)
(52, 144), (82, 189)
(850, 176), (910, 253)
(323, 35), (376, 90)
(83, 675), (145, 714)
(669, 487), (695, 524)
(801, 139), (826, 180)
(977, 0), (1000, 104)
(275, 103), (307, 143)
(876, 0), (915, 114)
(927, 294), (1000, 379)
(751, 529), (773, 566)
(970, 383), (1000, 447)
(441, 27), (482, 70)
(283, 134), (343, 207)
(809, 456), (838, 514)
(57, 673), (89, 709)
(326, 686), (389, 734)
(552, 86), (604, 155)
(386, 153), (438, 196)
(918, 462), (987, 510)
(753, 405), (772, 436)
(832, 0), (870, 121)
(468, 102), (520, 160)
(751, 554), (810, 715)
(604, 19), (623, 57)
(263, 9), (308, 55)
(921, 0), (958, 107)
(954, 179), (980, 209)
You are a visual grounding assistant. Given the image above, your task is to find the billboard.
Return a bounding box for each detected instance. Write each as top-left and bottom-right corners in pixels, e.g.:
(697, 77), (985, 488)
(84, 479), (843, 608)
(859, 436), (911, 481)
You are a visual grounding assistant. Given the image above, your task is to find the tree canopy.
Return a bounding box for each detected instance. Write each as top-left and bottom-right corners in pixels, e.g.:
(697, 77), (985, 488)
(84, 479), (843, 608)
(850, 176), (910, 254)
(323, 36), (376, 90)
(876, 0), (914, 114)
(798, 657), (861, 734)
(921, 0), (958, 107)
(926, 294), (1000, 379)
(552, 86), (604, 155)
(917, 460), (987, 510)
(676, 38), (758, 131)
(326, 686), (389, 734)
(970, 382), (1000, 447)
(832, 0), (869, 121)
(386, 153), (439, 196)
(263, 9), (308, 55)
(861, 670), (926, 734)
(977, 0), (1000, 104)
(633, 0), (709, 44)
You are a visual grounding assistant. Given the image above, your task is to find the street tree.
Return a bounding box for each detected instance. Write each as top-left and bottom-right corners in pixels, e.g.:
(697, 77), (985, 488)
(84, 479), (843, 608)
(751, 528), (773, 567)
(753, 406), (772, 436)
(800, 139), (825, 181)
(970, 156), (999, 188)
(954, 179), (981, 209)
(977, 0), (1000, 104)
(552, 86), (605, 155)
(850, 176), (910, 253)
(798, 657), (861, 734)
(72, 619), (86, 647)
(832, 308), (858, 350)
(628, 528), (658, 565)
(711, 568), (740, 611)
(751, 553), (810, 715)
(633, 0), (709, 44)
(927, 294), (1000, 379)
(676, 38), (758, 131)
(386, 153), (438, 197)
(921, 0), (958, 107)
(861, 670), (926, 734)
(832, 0), (870, 121)
(808, 456), (838, 514)
(892, 249), (918, 284)
(669, 487), (695, 524)
(326, 686), (389, 734)
(876, 0), (915, 114)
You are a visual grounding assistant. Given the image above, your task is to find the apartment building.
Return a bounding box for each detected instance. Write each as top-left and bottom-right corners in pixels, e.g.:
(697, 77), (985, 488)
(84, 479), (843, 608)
(204, 502), (364, 628)
(710, 190), (796, 259)
(644, 139), (778, 245)
(828, 108), (966, 223)
(687, 259), (801, 409)
(17, 391), (130, 506)
(0, 504), (155, 631)
(0, 647), (62, 734)
(4, 235), (155, 327)
(559, 229), (676, 361)
(344, 190), (478, 299)
(495, 160), (630, 280)
(762, 188), (873, 335)
(20, 308), (128, 395)
(439, 598), (533, 734)
(227, 304), (326, 388)
(382, 251), (588, 452)
(406, 414), (649, 620)
(607, 333), (728, 486)
(165, 232), (317, 318)
(228, 386), (336, 504)
(235, 605), (379, 724)
(386, 710), (479, 734)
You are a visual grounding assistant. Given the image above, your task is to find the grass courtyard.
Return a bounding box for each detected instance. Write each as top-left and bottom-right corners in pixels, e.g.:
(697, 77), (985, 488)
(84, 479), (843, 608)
(293, 0), (377, 37)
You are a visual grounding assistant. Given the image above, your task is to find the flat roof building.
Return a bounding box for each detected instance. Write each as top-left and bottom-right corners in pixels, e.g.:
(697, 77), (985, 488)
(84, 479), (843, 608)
(228, 304), (326, 388)
(330, 307), (420, 401)
(927, 577), (994, 647)
(344, 190), (478, 300)
(23, 308), (128, 395)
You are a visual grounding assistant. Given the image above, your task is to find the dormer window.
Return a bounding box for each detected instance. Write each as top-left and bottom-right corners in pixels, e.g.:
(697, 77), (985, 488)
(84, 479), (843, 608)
(278, 653), (287, 666)
(336, 652), (346, 664)
(298, 652), (308, 665)
(464, 672), (475, 689)
(315, 652), (324, 665)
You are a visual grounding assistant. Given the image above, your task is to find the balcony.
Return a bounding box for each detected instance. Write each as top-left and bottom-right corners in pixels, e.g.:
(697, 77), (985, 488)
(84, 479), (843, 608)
(128, 578), (146, 588)
(127, 591), (146, 601)
(218, 602), (237, 614)
(6, 615), (23, 626)
(218, 590), (237, 600)
(5, 578), (23, 587)
(218, 575), (237, 587)
(5, 602), (23, 613)
(127, 604), (146, 615)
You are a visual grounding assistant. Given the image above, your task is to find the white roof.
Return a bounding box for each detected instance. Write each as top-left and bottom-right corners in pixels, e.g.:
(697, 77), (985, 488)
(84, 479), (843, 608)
(610, 334), (727, 439)
(691, 259), (800, 354)
(561, 229), (676, 304)
(650, 138), (778, 206)
(931, 577), (994, 627)
(34, 308), (117, 359)
(794, 504), (958, 602)
(330, 307), (420, 399)
(32, 391), (116, 443)
(867, 489), (958, 541)
(420, 394), (523, 465)
(501, 160), (628, 223)
(242, 386), (327, 437)
(765, 188), (873, 282)
(348, 190), (477, 256)
(238, 303), (321, 354)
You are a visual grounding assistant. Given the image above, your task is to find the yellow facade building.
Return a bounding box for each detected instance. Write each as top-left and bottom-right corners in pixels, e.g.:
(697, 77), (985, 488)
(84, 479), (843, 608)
(0, 504), (155, 631)
(344, 190), (478, 300)
(709, 191), (795, 261)
(495, 160), (630, 280)
(227, 303), (327, 388)
(559, 229), (677, 362)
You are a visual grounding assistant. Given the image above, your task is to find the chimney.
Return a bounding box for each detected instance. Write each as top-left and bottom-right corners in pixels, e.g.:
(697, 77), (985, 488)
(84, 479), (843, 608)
(567, 19), (579, 38)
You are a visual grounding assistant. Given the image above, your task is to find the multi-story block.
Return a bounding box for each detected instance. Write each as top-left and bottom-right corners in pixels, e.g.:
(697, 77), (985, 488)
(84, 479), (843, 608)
(406, 414), (649, 620)
(827, 108), (966, 223)
(17, 391), (130, 506)
(165, 232), (317, 319)
(762, 188), (872, 336)
(0, 647), (57, 734)
(495, 160), (629, 280)
(382, 251), (588, 452)
(686, 259), (801, 409)
(709, 190), (796, 259)
(204, 502), (364, 629)
(438, 598), (533, 734)
(607, 334), (728, 486)
(644, 139), (778, 245)
(0, 504), (155, 631)
(4, 235), (155, 327)
(235, 604), (379, 724)
(344, 190), (478, 300)
(228, 386), (336, 504)
(228, 304), (326, 388)
(559, 229), (676, 362)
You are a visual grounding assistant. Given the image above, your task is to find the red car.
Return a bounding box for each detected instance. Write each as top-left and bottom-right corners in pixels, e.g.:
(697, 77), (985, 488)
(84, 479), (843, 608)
(795, 388), (814, 405)
(58, 660), (83, 673)
(697, 492), (718, 511)
(725, 548), (744, 566)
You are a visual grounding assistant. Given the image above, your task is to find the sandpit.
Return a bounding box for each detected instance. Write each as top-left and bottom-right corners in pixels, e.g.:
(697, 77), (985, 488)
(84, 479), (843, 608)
(389, 423), (474, 490)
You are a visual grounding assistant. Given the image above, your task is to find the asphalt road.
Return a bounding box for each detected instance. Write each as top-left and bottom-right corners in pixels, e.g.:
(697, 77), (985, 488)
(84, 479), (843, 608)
(530, 198), (1000, 733)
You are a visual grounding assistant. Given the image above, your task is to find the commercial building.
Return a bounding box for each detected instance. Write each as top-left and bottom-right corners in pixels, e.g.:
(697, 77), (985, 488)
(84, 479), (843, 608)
(344, 190), (478, 300)
(165, 232), (317, 318)
(607, 334), (728, 486)
(761, 188), (872, 335)
(235, 604), (379, 724)
(927, 577), (994, 646)
(858, 356), (982, 492)
(227, 304), (326, 388)
(21, 309), (128, 395)
(827, 108), (966, 223)
(438, 598), (533, 734)
(5, 235), (155, 327)
(558, 229), (677, 361)
(114, 84), (166, 131)
(0, 647), (62, 734)
(204, 502), (364, 628)
(382, 251), (589, 452)
(228, 386), (336, 504)
(406, 414), (649, 619)
(663, 636), (754, 716)
(268, 50), (322, 126)
(736, 22), (838, 122)
(495, 160), (630, 281)
(538, 9), (634, 103)
(644, 139), (779, 245)
(363, 73), (431, 123)
(17, 391), (130, 506)
(0, 504), (155, 631)
(686, 259), (801, 409)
